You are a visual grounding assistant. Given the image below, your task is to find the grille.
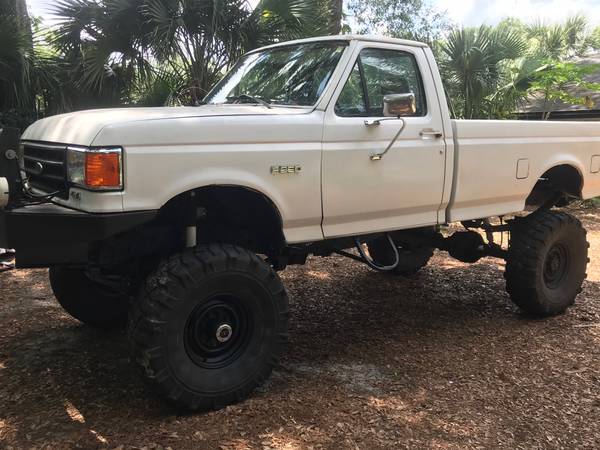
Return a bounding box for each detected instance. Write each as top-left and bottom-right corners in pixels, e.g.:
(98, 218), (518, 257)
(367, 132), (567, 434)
(22, 142), (69, 198)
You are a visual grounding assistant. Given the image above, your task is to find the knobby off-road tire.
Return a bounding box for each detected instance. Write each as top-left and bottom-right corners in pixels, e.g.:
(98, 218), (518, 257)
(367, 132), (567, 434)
(505, 210), (589, 317)
(367, 237), (434, 276)
(49, 267), (129, 329)
(128, 244), (289, 411)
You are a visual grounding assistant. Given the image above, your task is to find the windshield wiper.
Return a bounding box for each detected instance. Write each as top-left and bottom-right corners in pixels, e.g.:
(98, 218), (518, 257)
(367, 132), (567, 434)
(226, 93), (273, 109)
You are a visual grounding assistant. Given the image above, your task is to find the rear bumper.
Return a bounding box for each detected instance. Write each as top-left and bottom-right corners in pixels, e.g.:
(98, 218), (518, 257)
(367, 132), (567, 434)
(0, 203), (156, 268)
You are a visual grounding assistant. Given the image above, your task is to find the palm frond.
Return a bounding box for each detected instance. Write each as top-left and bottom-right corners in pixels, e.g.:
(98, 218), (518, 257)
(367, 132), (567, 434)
(0, 13), (34, 109)
(134, 64), (188, 106)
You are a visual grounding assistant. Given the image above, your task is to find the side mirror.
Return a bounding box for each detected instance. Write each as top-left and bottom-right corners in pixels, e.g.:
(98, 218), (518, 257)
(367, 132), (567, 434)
(383, 93), (417, 117)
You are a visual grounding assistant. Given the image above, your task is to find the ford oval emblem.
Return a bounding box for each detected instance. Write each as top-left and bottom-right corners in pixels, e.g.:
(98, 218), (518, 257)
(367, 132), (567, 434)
(29, 161), (44, 175)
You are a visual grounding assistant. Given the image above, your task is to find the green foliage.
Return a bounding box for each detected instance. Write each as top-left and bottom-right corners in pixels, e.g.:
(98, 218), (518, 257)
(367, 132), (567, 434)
(528, 62), (600, 120)
(0, 8), (33, 110)
(3, 1), (600, 128)
(346, 0), (451, 44)
(133, 64), (192, 107)
(441, 26), (528, 119)
(50, 0), (336, 106)
(593, 26), (600, 49)
(583, 197), (600, 208)
(0, 109), (38, 132)
(0, 0), (344, 128)
(486, 57), (549, 119)
(441, 15), (600, 120)
(346, 6), (600, 120)
(525, 15), (600, 59)
(52, 0), (153, 107)
(0, 1), (59, 131)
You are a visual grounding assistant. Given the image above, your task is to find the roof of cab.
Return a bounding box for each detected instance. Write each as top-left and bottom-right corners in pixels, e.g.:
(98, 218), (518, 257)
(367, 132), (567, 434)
(247, 35), (429, 55)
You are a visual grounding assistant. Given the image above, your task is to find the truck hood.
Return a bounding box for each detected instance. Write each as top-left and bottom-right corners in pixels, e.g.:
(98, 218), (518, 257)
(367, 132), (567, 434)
(21, 105), (309, 146)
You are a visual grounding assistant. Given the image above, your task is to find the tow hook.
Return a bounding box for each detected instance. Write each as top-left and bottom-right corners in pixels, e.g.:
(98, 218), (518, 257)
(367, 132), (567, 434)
(0, 177), (8, 210)
(0, 127), (23, 209)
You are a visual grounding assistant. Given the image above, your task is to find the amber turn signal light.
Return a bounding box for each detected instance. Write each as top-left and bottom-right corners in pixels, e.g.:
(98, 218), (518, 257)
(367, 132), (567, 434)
(86, 151), (121, 188)
(66, 147), (123, 190)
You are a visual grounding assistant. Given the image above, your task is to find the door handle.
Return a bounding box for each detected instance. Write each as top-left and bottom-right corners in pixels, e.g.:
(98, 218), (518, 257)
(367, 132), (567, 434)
(420, 129), (443, 139)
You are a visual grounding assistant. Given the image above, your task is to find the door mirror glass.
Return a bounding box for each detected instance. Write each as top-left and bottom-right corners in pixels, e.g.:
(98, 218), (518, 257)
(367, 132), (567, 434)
(383, 93), (417, 117)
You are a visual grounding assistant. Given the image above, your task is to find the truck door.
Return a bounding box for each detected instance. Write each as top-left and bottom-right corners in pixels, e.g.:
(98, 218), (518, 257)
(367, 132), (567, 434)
(321, 43), (447, 238)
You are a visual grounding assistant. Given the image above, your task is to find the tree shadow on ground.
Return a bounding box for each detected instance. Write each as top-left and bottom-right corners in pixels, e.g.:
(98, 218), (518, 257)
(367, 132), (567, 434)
(1, 255), (599, 448)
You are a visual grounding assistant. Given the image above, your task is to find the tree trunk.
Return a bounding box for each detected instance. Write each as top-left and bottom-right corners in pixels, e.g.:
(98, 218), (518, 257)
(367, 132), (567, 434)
(14, 0), (28, 17)
(1, 0), (29, 17)
(329, 0), (343, 34)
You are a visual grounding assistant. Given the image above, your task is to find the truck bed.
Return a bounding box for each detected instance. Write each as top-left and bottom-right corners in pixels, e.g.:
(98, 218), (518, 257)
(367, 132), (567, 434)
(446, 119), (600, 222)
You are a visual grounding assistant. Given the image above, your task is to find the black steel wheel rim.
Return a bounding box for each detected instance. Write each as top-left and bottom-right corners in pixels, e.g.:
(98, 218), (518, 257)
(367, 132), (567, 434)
(543, 243), (570, 289)
(184, 295), (252, 369)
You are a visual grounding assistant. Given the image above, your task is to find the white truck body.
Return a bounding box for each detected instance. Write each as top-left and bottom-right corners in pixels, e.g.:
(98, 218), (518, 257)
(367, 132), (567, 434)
(5, 35), (599, 412)
(20, 35), (600, 243)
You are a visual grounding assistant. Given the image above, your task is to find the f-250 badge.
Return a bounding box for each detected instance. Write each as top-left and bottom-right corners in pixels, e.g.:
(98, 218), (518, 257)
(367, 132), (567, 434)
(271, 165), (302, 175)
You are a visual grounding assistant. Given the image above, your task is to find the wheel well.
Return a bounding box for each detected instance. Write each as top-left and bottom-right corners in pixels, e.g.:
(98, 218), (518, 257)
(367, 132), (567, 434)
(526, 165), (583, 209)
(159, 186), (286, 256)
(91, 186), (285, 269)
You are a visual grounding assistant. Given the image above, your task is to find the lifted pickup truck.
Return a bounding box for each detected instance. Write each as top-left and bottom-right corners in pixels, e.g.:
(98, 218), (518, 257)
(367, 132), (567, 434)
(1, 35), (599, 410)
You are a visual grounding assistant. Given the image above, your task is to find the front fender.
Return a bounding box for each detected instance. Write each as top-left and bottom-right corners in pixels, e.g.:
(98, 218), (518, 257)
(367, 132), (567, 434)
(97, 112), (326, 243)
(121, 148), (324, 244)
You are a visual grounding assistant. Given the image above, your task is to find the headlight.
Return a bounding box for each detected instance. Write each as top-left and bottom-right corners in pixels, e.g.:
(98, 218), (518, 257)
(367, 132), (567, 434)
(67, 146), (123, 190)
(66, 147), (86, 185)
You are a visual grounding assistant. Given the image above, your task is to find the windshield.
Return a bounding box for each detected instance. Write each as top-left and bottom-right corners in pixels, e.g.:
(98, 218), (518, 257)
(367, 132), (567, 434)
(204, 42), (347, 107)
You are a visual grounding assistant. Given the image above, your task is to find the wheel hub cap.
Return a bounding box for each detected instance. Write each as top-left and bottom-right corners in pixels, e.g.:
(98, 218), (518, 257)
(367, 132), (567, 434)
(216, 323), (233, 343)
(184, 296), (250, 369)
(543, 243), (569, 289)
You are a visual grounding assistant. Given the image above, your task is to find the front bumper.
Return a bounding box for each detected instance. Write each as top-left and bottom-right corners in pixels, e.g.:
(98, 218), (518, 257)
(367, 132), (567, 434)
(0, 203), (156, 268)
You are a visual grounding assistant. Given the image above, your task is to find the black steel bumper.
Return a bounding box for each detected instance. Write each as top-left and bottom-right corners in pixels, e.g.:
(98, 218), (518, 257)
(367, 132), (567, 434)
(0, 203), (156, 268)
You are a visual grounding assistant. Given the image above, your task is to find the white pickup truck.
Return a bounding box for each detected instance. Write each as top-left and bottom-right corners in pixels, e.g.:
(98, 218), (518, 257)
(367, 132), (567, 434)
(1, 35), (599, 410)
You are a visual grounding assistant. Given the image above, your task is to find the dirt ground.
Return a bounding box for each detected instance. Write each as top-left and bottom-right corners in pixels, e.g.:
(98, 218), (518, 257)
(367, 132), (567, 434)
(1, 208), (600, 450)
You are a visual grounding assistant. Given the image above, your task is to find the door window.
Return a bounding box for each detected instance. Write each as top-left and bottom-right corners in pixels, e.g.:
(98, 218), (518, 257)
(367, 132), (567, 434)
(334, 62), (367, 116)
(335, 48), (427, 117)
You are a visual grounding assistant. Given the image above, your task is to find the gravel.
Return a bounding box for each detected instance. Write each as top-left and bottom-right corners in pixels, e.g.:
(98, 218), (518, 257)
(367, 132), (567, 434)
(1, 208), (599, 449)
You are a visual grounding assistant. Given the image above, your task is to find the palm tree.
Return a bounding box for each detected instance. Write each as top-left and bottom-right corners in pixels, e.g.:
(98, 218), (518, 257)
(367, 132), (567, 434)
(442, 26), (526, 119)
(145, 0), (333, 100)
(133, 64), (189, 107)
(526, 15), (599, 60)
(564, 15), (588, 54)
(526, 21), (566, 59)
(487, 57), (549, 119)
(52, 0), (153, 109)
(52, 0), (333, 106)
(0, 1), (71, 130)
(328, 0), (343, 34)
(0, 0), (33, 110)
